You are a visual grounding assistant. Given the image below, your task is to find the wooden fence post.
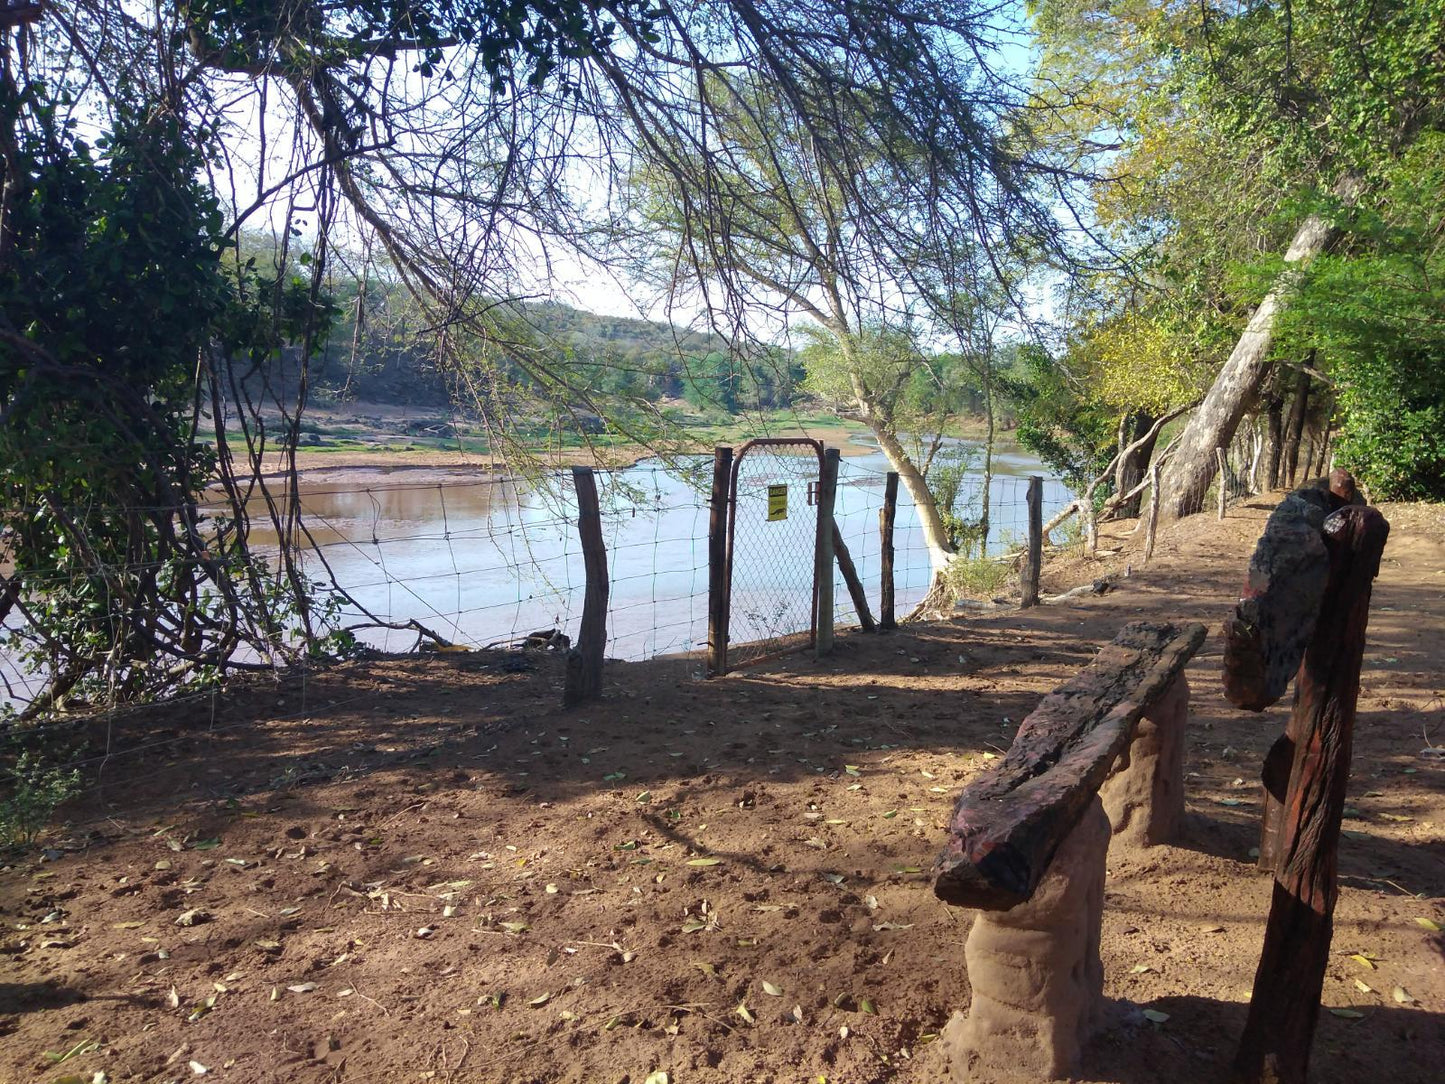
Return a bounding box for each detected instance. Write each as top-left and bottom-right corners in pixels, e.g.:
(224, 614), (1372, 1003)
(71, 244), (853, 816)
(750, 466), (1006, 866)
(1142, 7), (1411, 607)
(564, 466), (608, 707)
(1143, 463), (1161, 562)
(1216, 447), (1229, 520)
(1231, 505), (1390, 1084)
(832, 523), (876, 632)
(814, 447), (840, 657)
(1021, 475), (1043, 608)
(706, 446), (733, 678)
(878, 471), (899, 630)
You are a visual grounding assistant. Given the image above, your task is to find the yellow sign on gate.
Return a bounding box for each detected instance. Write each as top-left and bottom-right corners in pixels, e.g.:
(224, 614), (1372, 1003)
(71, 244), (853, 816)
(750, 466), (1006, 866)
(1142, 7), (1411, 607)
(767, 484), (788, 521)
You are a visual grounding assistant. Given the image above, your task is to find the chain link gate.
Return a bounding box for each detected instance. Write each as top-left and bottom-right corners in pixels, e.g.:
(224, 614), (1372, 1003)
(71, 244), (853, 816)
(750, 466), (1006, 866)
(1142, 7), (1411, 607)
(722, 438), (825, 671)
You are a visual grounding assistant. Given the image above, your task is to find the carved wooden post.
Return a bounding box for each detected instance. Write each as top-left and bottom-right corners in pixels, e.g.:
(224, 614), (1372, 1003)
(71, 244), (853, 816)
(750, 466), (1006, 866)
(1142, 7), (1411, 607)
(1021, 475), (1042, 608)
(1231, 505), (1389, 1084)
(564, 466), (608, 707)
(706, 446), (733, 677)
(814, 447), (839, 657)
(878, 471), (898, 630)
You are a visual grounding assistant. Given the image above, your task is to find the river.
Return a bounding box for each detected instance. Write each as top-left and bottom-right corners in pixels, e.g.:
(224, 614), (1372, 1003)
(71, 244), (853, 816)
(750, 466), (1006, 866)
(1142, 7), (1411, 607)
(248, 439), (1073, 661)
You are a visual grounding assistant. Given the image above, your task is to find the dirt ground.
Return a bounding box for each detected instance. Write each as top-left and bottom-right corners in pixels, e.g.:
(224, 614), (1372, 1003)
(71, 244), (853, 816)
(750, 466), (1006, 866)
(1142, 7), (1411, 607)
(2, 496), (1442, 1084)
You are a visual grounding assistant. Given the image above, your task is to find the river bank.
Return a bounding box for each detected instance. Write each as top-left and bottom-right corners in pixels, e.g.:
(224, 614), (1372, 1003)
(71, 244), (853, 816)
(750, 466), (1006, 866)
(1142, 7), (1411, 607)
(238, 400), (1007, 481)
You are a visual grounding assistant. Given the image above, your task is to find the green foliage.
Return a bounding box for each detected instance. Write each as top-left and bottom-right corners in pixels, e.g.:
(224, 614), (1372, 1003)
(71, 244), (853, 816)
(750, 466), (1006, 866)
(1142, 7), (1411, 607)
(998, 345), (1113, 491)
(943, 554), (1012, 599)
(182, 0), (665, 92)
(0, 751), (81, 849)
(0, 76), (349, 712)
(1279, 134), (1445, 498)
(926, 444), (987, 554)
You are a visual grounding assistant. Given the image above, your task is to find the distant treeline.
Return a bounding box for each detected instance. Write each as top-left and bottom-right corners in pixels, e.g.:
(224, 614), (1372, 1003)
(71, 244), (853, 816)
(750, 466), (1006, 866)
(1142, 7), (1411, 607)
(305, 285), (997, 423)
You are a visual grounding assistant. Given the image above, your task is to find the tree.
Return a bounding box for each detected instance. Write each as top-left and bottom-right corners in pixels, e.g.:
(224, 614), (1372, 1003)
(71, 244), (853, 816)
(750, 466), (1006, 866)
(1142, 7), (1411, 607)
(623, 60), (1054, 602)
(1031, 0), (1445, 519)
(0, 54), (349, 713)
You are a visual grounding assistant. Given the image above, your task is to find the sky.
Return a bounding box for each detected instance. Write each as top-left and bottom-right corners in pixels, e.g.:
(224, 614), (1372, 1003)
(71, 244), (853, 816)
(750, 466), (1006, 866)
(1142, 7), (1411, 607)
(196, 1), (1048, 346)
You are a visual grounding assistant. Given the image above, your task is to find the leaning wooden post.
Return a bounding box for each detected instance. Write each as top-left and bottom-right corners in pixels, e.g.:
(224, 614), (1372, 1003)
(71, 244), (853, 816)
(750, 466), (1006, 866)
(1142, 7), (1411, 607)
(563, 466), (609, 707)
(1021, 475), (1043, 608)
(832, 523), (876, 632)
(1143, 463), (1161, 562)
(706, 446), (733, 678)
(813, 447), (840, 657)
(1216, 447), (1229, 520)
(878, 471), (899, 630)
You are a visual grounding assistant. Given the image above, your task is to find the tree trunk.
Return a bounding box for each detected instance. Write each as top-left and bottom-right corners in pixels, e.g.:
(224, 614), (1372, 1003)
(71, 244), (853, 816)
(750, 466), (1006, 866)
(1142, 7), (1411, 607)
(1281, 363), (1312, 486)
(1263, 390), (1285, 490)
(1113, 412), (1156, 518)
(1157, 179), (1360, 521)
(871, 423), (954, 577)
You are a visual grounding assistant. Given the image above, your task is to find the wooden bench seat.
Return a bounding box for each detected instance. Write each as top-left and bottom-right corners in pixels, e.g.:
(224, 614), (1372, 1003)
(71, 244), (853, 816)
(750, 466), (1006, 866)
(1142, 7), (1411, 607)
(934, 620), (1206, 910)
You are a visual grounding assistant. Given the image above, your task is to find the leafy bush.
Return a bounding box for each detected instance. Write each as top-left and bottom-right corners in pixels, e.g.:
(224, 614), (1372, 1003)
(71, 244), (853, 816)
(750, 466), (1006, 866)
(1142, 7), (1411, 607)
(1, 752), (81, 849)
(944, 554), (1013, 599)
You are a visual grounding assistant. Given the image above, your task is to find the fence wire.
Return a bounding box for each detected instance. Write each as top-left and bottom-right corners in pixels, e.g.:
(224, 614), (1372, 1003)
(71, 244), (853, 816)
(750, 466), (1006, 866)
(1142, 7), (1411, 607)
(3, 453), (1079, 808)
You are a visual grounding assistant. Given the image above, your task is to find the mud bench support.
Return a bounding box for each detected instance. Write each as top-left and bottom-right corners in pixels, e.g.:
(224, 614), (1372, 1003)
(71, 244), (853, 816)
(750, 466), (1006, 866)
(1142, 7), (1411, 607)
(933, 621), (1205, 1081)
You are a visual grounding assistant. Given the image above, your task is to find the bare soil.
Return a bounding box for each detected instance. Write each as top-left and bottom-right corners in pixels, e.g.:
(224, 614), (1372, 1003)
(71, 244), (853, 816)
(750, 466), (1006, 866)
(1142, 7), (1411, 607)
(3, 497), (1442, 1084)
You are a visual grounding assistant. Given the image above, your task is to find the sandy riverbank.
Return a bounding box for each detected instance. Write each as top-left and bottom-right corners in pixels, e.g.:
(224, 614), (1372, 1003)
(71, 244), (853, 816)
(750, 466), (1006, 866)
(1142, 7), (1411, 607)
(242, 419), (888, 484)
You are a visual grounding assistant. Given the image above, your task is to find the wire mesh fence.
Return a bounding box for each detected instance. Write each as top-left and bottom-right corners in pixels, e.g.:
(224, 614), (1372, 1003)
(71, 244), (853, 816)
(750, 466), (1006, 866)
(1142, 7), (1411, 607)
(1, 447), (1083, 816)
(3, 451), (1076, 719)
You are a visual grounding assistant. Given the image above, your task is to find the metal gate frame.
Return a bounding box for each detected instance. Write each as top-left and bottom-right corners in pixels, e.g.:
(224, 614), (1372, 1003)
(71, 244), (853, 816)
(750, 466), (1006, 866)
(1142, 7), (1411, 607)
(721, 437), (825, 673)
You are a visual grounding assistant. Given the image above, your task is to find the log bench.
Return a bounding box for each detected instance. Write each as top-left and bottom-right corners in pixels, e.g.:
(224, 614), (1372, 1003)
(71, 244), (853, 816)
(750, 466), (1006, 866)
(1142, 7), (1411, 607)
(931, 620), (1206, 1082)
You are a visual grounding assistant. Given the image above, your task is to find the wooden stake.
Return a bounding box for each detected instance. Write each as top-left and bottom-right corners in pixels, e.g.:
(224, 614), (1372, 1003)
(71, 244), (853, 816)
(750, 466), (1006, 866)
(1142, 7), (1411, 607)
(1216, 447), (1229, 520)
(832, 523), (875, 632)
(1021, 476), (1042, 608)
(814, 448), (840, 657)
(706, 446), (733, 677)
(563, 467), (608, 707)
(1143, 463), (1161, 562)
(878, 471), (898, 630)
(1232, 505), (1390, 1084)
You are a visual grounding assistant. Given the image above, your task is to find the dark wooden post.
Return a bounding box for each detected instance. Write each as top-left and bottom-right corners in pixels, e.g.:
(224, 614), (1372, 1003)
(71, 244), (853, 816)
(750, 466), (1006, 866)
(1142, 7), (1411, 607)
(878, 471), (899, 630)
(706, 446), (733, 677)
(1021, 475), (1043, 608)
(1231, 505), (1389, 1084)
(814, 447), (840, 657)
(564, 466), (609, 707)
(832, 523), (876, 632)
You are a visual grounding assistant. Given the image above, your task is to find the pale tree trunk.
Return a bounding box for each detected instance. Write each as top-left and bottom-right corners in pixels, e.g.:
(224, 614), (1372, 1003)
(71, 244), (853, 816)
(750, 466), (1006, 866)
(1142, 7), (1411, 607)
(1158, 178), (1361, 521)
(871, 424), (954, 575)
